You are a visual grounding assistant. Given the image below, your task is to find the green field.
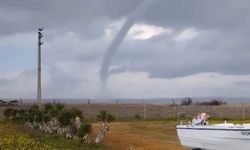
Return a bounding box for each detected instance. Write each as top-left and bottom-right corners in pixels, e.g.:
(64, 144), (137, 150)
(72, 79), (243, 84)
(0, 120), (188, 150)
(0, 121), (108, 150)
(2, 119), (250, 150)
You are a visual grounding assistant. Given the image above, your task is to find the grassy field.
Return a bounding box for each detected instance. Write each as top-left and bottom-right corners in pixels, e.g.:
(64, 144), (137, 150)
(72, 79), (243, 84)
(0, 121), (109, 150)
(0, 120), (187, 150)
(1, 103), (250, 149)
(99, 119), (250, 150)
(101, 121), (188, 150)
(2, 119), (250, 149)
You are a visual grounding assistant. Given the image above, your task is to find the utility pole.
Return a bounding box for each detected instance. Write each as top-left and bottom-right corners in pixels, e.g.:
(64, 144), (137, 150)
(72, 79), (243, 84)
(37, 27), (43, 108)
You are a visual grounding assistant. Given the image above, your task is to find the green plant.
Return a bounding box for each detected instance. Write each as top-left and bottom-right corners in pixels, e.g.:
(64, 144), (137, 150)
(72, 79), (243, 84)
(15, 109), (27, 121)
(57, 110), (73, 126)
(70, 108), (83, 119)
(54, 103), (64, 111)
(4, 108), (17, 120)
(44, 103), (64, 118)
(77, 123), (91, 142)
(97, 110), (115, 123)
(44, 103), (53, 111)
(28, 104), (42, 122)
(41, 113), (51, 123)
(134, 114), (142, 120)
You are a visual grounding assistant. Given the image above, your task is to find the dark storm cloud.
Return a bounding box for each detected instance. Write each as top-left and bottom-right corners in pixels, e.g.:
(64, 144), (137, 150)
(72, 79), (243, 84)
(146, 0), (250, 30)
(111, 29), (250, 78)
(0, 0), (106, 37)
(1, 0), (250, 79)
(0, 0), (145, 38)
(1, 0), (250, 36)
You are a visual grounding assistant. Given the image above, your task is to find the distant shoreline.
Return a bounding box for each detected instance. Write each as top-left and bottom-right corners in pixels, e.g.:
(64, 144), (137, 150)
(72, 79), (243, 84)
(1, 97), (250, 105)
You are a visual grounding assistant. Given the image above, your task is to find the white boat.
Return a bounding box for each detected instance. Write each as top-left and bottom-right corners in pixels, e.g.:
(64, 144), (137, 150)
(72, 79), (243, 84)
(177, 113), (250, 150)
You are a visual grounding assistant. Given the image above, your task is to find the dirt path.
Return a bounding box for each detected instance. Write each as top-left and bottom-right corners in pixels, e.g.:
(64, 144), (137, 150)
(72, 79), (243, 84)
(101, 121), (189, 150)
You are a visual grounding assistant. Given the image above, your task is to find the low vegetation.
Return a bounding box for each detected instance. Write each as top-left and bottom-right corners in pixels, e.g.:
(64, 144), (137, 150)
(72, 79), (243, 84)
(2, 103), (115, 149)
(180, 98), (226, 106)
(95, 110), (115, 143)
(196, 99), (226, 106)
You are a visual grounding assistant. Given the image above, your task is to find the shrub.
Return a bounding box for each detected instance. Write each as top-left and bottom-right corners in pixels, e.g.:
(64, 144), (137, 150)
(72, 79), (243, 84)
(18, 109), (26, 116)
(70, 108), (83, 119)
(197, 100), (226, 106)
(44, 103), (64, 117)
(44, 103), (53, 111)
(134, 114), (142, 120)
(15, 109), (27, 121)
(97, 110), (115, 123)
(28, 104), (42, 122)
(77, 123), (92, 142)
(57, 110), (73, 126)
(41, 113), (51, 123)
(4, 108), (17, 120)
(54, 103), (64, 111)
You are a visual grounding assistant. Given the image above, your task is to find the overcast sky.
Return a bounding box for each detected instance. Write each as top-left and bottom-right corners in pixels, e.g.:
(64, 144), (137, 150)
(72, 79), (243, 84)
(0, 0), (250, 99)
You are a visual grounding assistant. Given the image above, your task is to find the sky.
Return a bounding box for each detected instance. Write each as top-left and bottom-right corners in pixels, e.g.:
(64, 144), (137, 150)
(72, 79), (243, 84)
(0, 0), (250, 99)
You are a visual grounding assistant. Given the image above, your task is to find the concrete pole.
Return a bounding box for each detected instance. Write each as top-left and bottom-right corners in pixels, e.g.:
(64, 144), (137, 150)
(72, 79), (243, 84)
(37, 28), (43, 108)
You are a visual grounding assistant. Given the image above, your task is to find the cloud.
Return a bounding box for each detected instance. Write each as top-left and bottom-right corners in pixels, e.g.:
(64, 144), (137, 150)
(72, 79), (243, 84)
(174, 28), (202, 42)
(109, 27), (250, 79)
(234, 81), (250, 87)
(0, 70), (36, 98)
(0, 0), (250, 98)
(128, 23), (173, 40)
(107, 72), (250, 98)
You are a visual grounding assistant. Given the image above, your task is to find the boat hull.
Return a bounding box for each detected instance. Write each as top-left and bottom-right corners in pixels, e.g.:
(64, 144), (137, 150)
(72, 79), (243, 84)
(177, 125), (250, 150)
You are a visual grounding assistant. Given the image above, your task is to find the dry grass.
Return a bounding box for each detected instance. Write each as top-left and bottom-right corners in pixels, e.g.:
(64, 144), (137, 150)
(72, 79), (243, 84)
(95, 121), (189, 150)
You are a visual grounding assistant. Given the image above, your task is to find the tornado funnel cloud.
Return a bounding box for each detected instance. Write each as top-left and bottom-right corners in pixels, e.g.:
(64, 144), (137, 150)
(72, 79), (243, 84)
(100, 0), (160, 92)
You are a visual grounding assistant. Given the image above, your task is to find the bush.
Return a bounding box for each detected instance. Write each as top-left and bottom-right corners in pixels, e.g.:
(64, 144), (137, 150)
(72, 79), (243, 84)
(4, 108), (17, 120)
(44, 103), (53, 111)
(70, 108), (83, 119)
(197, 100), (226, 106)
(57, 110), (73, 126)
(77, 123), (92, 142)
(41, 113), (51, 123)
(18, 109), (26, 116)
(97, 110), (115, 123)
(134, 114), (142, 120)
(44, 103), (64, 117)
(54, 103), (64, 111)
(28, 104), (42, 122)
(15, 109), (27, 121)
